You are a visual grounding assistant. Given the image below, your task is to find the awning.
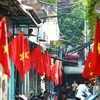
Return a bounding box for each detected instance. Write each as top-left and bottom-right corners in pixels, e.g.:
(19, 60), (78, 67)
(26, 3), (47, 19)
(63, 66), (84, 74)
(0, 0), (41, 26)
(67, 42), (93, 54)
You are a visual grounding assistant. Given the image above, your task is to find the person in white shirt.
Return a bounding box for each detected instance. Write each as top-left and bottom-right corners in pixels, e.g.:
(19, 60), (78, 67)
(75, 81), (90, 100)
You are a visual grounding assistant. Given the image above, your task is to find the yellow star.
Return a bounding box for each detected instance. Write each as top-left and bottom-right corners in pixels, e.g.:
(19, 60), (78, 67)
(19, 52), (25, 61)
(97, 42), (100, 54)
(89, 78), (95, 81)
(89, 72), (94, 76)
(24, 51), (29, 59)
(2, 44), (8, 54)
(50, 65), (52, 70)
(55, 73), (58, 78)
(89, 63), (91, 67)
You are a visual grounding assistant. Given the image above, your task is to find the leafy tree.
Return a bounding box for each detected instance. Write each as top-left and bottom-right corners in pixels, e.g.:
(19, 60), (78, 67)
(84, 0), (100, 38)
(46, 0), (56, 4)
(58, 0), (85, 47)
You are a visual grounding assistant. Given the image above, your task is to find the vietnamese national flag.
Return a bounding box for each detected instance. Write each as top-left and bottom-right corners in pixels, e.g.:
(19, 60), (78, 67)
(58, 60), (62, 85)
(50, 58), (54, 81)
(42, 51), (50, 78)
(24, 38), (31, 74)
(82, 51), (92, 79)
(30, 44), (44, 76)
(9, 32), (25, 80)
(47, 54), (51, 78)
(82, 51), (95, 83)
(92, 19), (100, 76)
(0, 17), (11, 78)
(88, 71), (95, 83)
(88, 53), (95, 83)
(52, 60), (59, 86)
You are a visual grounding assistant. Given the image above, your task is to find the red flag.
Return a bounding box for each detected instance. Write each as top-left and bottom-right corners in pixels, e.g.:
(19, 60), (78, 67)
(42, 51), (47, 74)
(24, 38), (31, 74)
(9, 32), (25, 80)
(92, 19), (100, 76)
(52, 60), (59, 86)
(30, 44), (44, 76)
(58, 60), (62, 84)
(50, 58), (54, 81)
(0, 17), (11, 77)
(54, 60), (62, 84)
(82, 51), (92, 79)
(47, 54), (51, 78)
(88, 71), (95, 83)
(82, 51), (95, 83)
(42, 51), (50, 78)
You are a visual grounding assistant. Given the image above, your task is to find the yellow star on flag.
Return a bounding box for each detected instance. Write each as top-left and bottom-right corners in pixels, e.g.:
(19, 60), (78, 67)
(55, 73), (58, 78)
(24, 51), (29, 59)
(89, 72), (94, 76)
(2, 44), (8, 54)
(89, 63), (91, 67)
(19, 52), (25, 61)
(50, 65), (52, 70)
(97, 42), (100, 54)
(89, 78), (95, 81)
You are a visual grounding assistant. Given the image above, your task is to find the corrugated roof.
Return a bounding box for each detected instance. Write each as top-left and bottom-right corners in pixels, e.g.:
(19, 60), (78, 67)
(0, 0), (41, 26)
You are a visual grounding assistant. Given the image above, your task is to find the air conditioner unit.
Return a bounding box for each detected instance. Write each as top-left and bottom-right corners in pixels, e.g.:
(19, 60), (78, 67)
(38, 31), (46, 42)
(38, 23), (46, 42)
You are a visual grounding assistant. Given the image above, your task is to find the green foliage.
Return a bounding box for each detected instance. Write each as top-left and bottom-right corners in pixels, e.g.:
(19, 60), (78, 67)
(53, 40), (66, 48)
(58, 0), (85, 47)
(84, 0), (100, 38)
(46, 0), (56, 4)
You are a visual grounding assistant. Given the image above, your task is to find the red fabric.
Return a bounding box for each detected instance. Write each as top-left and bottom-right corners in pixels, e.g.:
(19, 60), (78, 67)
(42, 51), (47, 74)
(50, 58), (54, 81)
(9, 32), (25, 80)
(30, 44), (44, 76)
(92, 19), (100, 76)
(88, 72), (95, 83)
(43, 51), (50, 78)
(52, 60), (59, 86)
(58, 61), (62, 85)
(82, 51), (92, 79)
(51, 60), (62, 85)
(0, 17), (11, 78)
(47, 54), (51, 78)
(82, 51), (95, 83)
(24, 38), (31, 74)
(64, 53), (78, 63)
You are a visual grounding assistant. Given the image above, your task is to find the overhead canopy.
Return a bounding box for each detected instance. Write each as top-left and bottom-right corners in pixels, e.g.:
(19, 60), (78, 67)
(67, 42), (93, 54)
(26, 3), (47, 19)
(63, 66), (84, 74)
(0, 0), (41, 26)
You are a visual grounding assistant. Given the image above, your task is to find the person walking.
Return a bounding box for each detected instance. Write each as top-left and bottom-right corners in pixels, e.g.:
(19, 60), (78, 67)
(75, 81), (90, 100)
(72, 81), (78, 97)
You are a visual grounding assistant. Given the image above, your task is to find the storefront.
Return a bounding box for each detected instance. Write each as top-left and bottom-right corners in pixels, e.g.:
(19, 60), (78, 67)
(0, 0), (41, 99)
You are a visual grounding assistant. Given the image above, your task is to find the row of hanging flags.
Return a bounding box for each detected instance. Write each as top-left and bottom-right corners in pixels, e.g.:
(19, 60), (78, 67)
(0, 17), (62, 86)
(82, 19), (100, 83)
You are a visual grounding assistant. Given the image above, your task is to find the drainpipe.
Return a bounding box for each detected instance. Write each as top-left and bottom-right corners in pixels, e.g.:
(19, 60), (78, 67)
(84, 20), (88, 60)
(9, 60), (15, 100)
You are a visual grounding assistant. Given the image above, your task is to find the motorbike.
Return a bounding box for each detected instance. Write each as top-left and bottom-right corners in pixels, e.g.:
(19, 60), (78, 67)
(14, 92), (45, 100)
(82, 91), (99, 100)
(14, 94), (28, 100)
